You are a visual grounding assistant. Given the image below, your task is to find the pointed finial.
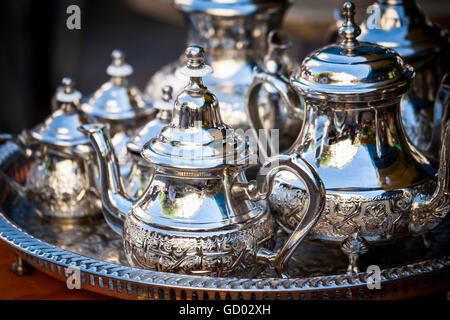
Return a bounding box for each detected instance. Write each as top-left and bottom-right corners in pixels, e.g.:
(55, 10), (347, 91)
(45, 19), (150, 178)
(61, 77), (74, 94)
(56, 77), (81, 103)
(107, 49), (133, 77)
(111, 49), (125, 67)
(180, 45), (213, 77)
(338, 1), (360, 50)
(161, 85), (173, 103)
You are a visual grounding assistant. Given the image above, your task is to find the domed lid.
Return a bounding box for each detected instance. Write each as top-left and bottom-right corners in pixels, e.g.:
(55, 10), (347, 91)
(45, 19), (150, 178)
(359, 0), (448, 60)
(174, 0), (290, 16)
(81, 50), (155, 122)
(291, 1), (414, 102)
(142, 46), (254, 173)
(127, 85), (174, 155)
(30, 78), (92, 149)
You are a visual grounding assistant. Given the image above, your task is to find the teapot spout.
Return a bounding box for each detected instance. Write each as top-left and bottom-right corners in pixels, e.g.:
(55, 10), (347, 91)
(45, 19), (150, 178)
(79, 124), (132, 235)
(410, 122), (450, 235)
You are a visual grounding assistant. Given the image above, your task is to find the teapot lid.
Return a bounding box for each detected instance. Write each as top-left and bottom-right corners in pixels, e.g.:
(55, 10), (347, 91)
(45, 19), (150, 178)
(31, 78), (91, 148)
(359, 0), (448, 60)
(81, 50), (154, 122)
(291, 1), (414, 102)
(174, 0), (290, 16)
(142, 46), (254, 173)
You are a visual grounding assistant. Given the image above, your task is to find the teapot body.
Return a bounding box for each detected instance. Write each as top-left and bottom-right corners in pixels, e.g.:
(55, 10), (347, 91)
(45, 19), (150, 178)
(25, 146), (99, 219)
(123, 170), (275, 277)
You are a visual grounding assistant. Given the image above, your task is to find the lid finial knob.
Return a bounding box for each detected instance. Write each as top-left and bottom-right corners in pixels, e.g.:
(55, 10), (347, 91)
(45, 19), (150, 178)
(180, 45), (213, 77)
(161, 85), (173, 103)
(338, 1), (361, 50)
(61, 77), (74, 94)
(107, 49), (133, 78)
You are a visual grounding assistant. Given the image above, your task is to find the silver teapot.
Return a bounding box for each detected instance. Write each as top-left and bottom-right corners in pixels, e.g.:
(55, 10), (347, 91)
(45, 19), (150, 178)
(126, 85), (174, 197)
(0, 78), (100, 219)
(81, 46), (326, 276)
(81, 50), (156, 177)
(358, 0), (450, 163)
(250, 2), (450, 274)
(145, 0), (291, 131)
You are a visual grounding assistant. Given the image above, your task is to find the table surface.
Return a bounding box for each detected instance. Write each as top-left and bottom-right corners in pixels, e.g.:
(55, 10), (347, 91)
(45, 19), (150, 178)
(0, 241), (113, 300)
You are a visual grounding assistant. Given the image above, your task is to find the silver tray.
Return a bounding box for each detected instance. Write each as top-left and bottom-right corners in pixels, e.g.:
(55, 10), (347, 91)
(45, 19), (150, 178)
(0, 141), (449, 300)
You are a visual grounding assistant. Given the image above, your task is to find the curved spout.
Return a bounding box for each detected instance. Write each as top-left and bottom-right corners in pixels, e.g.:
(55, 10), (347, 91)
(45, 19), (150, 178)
(79, 124), (132, 235)
(410, 122), (450, 235)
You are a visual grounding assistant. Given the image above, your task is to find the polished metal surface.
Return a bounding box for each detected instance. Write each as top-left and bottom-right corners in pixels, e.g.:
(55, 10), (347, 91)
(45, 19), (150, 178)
(0, 78), (100, 219)
(81, 46), (326, 276)
(145, 0), (290, 131)
(258, 2), (450, 274)
(246, 30), (302, 158)
(358, 0), (450, 162)
(81, 50), (156, 176)
(0, 140), (449, 299)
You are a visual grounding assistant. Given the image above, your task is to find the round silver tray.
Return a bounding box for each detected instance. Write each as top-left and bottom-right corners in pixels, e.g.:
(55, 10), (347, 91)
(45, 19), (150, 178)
(0, 141), (449, 300)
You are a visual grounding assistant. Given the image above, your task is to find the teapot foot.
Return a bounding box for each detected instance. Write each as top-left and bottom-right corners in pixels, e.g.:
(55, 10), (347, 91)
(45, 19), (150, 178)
(340, 233), (369, 275)
(11, 255), (33, 276)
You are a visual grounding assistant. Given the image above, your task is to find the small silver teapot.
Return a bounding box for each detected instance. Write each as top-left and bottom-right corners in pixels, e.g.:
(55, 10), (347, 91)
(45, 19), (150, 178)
(81, 50), (156, 177)
(250, 2), (450, 274)
(0, 78), (100, 219)
(125, 85), (174, 198)
(81, 46), (326, 277)
(358, 0), (450, 163)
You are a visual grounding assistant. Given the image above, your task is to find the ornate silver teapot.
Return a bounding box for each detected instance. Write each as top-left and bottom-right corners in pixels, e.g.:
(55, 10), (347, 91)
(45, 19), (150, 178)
(145, 0), (291, 131)
(358, 0), (450, 163)
(81, 50), (156, 176)
(0, 78), (100, 219)
(81, 46), (326, 276)
(251, 2), (450, 274)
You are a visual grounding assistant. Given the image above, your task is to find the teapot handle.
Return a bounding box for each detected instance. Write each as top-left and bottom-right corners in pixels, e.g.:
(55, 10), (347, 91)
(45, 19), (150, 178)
(245, 69), (301, 160)
(427, 73), (450, 159)
(232, 153), (326, 274)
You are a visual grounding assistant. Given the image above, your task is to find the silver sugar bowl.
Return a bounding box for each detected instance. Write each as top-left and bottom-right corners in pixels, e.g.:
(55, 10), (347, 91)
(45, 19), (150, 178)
(81, 50), (156, 177)
(254, 2), (450, 274)
(145, 0), (291, 131)
(358, 0), (450, 163)
(0, 78), (100, 219)
(81, 46), (326, 277)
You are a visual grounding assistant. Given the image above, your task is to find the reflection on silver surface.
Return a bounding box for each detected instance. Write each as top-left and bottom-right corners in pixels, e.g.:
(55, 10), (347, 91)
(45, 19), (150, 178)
(358, 0), (450, 163)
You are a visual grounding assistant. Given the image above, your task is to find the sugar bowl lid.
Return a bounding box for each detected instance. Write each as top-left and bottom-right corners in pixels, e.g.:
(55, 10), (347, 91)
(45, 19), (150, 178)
(81, 50), (154, 121)
(142, 46), (254, 173)
(30, 78), (92, 148)
(291, 1), (414, 102)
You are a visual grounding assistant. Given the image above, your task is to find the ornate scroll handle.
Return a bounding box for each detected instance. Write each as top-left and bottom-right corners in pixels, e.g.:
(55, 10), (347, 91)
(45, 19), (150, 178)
(245, 31), (300, 161)
(231, 154), (326, 275)
(426, 73), (450, 160)
(410, 122), (450, 235)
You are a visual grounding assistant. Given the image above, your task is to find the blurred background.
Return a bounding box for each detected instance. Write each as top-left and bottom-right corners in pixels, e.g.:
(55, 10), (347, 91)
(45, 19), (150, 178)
(1, 0), (450, 133)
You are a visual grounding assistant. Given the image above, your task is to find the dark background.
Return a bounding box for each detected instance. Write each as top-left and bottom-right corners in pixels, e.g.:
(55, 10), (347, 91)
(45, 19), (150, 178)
(1, 0), (449, 134)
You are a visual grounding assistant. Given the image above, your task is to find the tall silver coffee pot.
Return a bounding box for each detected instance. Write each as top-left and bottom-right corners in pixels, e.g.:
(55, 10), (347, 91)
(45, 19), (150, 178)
(145, 0), (291, 131)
